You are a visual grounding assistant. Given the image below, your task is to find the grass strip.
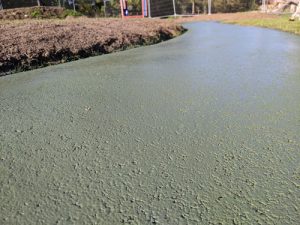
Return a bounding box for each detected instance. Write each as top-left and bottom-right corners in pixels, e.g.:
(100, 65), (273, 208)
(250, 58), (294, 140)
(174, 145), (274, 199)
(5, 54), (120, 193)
(224, 14), (300, 35)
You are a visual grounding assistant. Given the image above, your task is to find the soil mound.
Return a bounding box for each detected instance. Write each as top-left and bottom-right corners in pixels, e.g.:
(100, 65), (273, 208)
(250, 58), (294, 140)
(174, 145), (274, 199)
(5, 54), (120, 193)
(0, 18), (185, 76)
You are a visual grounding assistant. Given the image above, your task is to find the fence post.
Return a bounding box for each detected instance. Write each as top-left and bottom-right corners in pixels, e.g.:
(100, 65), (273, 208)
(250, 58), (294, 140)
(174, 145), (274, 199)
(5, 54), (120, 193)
(147, 0), (151, 17)
(104, 0), (107, 17)
(120, 0), (124, 18)
(208, 0), (212, 15)
(172, 0), (176, 17)
(262, 0), (266, 13)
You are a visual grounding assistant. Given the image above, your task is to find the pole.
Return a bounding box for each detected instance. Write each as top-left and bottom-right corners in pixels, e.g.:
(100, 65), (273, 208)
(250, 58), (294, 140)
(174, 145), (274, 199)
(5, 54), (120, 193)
(104, 0), (106, 17)
(0, 0), (3, 10)
(262, 0), (266, 13)
(73, 0), (76, 12)
(208, 0), (211, 15)
(120, 0), (124, 18)
(147, 0), (151, 17)
(141, 0), (145, 17)
(172, 0), (176, 17)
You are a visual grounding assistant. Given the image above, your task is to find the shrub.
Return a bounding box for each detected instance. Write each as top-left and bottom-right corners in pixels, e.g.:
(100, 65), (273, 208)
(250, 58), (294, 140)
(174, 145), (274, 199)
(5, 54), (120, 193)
(30, 8), (42, 18)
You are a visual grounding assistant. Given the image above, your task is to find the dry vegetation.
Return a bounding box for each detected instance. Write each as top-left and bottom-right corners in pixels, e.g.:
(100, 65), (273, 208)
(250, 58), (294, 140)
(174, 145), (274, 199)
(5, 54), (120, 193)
(0, 17), (184, 75)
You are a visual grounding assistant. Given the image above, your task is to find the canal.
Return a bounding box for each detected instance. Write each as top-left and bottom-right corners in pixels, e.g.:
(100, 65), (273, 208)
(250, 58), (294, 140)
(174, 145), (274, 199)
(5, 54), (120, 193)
(0, 22), (300, 224)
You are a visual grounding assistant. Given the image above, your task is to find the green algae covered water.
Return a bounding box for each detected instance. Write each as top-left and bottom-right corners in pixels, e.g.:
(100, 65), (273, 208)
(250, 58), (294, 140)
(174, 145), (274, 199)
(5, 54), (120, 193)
(0, 22), (300, 224)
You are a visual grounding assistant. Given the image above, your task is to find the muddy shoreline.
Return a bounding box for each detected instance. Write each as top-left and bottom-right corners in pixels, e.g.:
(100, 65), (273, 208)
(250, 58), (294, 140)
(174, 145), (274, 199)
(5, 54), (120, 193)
(0, 18), (185, 76)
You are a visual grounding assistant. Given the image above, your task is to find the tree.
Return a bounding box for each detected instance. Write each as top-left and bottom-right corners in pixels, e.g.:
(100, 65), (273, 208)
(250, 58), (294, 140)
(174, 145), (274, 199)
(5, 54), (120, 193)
(37, 0), (41, 6)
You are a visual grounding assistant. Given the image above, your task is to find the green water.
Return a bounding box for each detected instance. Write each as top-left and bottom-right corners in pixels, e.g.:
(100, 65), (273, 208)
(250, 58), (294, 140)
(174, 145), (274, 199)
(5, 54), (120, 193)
(0, 22), (300, 224)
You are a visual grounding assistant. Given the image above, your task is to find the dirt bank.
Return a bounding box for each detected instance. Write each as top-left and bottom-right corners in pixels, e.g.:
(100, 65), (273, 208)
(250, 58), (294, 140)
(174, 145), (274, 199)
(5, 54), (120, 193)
(0, 18), (185, 76)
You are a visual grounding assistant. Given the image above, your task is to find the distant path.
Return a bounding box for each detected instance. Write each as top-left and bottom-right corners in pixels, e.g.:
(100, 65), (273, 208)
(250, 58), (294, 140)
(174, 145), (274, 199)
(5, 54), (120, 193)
(0, 22), (300, 224)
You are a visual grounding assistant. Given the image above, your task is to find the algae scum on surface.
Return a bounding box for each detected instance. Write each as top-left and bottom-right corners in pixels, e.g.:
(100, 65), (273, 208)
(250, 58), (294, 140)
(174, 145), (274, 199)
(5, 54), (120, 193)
(0, 22), (300, 224)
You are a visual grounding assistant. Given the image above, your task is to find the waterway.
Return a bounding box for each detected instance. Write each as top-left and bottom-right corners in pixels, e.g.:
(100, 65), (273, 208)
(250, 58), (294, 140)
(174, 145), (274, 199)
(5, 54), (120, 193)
(0, 22), (300, 224)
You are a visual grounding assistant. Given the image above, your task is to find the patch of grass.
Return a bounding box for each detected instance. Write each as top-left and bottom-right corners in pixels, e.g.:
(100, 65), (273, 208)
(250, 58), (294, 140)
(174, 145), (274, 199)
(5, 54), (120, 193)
(224, 14), (300, 35)
(30, 8), (42, 18)
(61, 9), (82, 18)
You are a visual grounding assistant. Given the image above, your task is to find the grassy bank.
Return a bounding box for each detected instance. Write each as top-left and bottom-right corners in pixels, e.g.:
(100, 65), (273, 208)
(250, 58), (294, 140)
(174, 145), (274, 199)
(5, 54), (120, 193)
(223, 14), (300, 35)
(174, 12), (300, 36)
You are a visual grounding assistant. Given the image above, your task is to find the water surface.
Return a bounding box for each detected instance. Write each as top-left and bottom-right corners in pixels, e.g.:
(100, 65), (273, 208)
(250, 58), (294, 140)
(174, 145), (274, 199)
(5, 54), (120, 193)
(0, 22), (300, 224)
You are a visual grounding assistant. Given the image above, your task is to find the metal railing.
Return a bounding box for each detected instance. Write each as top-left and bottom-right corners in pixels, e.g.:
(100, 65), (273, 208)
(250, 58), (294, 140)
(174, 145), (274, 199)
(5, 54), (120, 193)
(148, 0), (212, 18)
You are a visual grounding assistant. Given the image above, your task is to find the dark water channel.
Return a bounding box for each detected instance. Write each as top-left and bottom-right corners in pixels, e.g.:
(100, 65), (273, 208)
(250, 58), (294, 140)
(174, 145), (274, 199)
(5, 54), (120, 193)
(0, 22), (300, 224)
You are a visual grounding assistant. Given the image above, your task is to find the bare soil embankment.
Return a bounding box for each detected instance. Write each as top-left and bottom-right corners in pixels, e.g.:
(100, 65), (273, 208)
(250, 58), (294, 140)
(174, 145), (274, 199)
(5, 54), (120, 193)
(0, 17), (185, 76)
